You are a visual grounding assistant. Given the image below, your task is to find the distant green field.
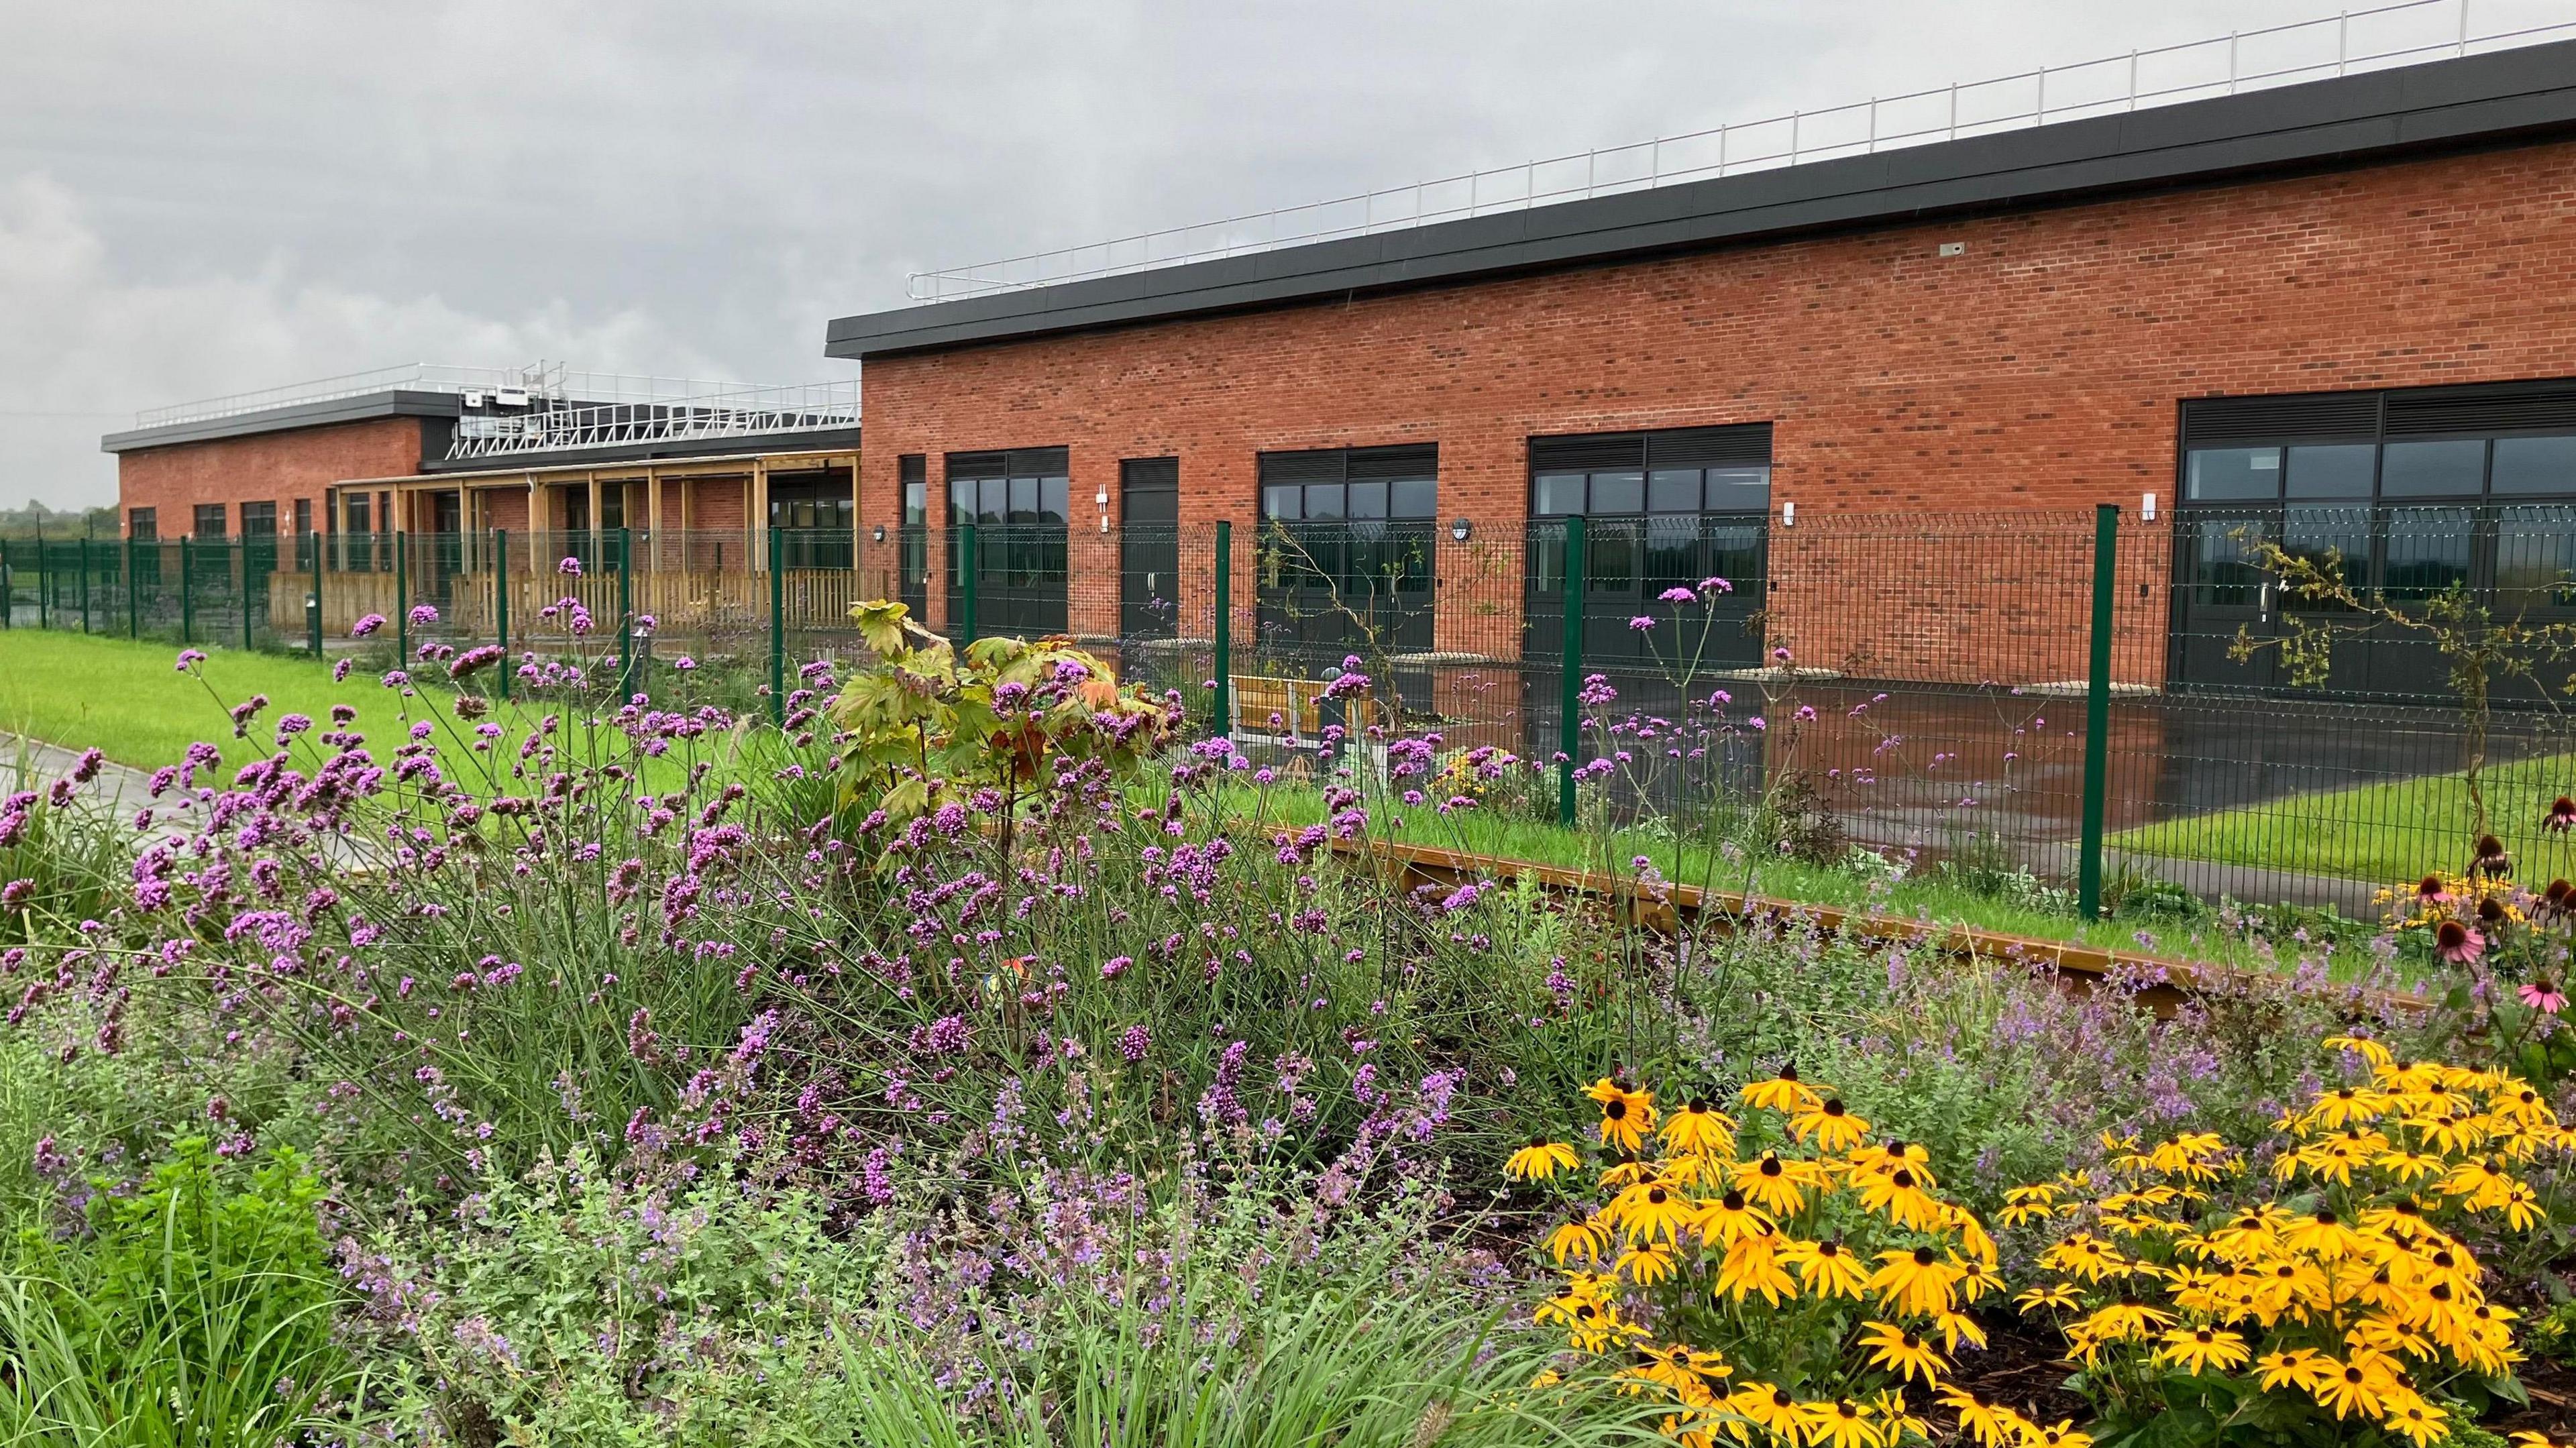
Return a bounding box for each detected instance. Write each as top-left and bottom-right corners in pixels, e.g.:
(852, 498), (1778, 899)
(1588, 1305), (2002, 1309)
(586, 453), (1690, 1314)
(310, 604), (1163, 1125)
(2111, 748), (2576, 891)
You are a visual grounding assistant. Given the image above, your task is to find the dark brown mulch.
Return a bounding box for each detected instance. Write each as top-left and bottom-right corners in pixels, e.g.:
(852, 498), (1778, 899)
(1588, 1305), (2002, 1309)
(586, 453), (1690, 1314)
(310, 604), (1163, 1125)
(1941, 1317), (2092, 1428)
(2487, 1353), (2576, 1438)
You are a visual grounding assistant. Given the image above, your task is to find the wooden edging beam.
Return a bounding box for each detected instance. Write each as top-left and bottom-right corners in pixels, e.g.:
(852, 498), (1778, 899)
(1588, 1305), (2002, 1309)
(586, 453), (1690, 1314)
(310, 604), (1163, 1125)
(1333, 838), (2426, 1017)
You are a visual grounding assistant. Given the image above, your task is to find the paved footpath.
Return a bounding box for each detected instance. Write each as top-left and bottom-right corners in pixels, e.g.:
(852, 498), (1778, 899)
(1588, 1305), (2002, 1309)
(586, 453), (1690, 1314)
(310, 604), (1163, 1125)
(5, 734), (195, 846)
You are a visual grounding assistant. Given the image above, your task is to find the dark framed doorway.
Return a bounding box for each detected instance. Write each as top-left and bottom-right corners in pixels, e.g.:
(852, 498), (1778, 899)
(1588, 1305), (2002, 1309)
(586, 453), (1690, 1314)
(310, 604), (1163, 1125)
(1120, 457), (1180, 638)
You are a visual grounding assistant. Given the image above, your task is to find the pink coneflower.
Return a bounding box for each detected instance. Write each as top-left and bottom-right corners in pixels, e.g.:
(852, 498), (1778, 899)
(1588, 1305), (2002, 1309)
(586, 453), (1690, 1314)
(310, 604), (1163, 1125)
(2434, 919), (2485, 966)
(2550, 797), (2576, 833)
(2520, 977), (2568, 1014)
(2418, 874), (2449, 903)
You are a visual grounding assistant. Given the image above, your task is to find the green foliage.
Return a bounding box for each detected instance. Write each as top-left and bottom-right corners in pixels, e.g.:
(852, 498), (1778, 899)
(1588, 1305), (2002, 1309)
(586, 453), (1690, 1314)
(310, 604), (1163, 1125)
(825, 1286), (1645, 1448)
(0, 1137), (355, 1445)
(831, 602), (1175, 843)
(358, 1150), (879, 1446)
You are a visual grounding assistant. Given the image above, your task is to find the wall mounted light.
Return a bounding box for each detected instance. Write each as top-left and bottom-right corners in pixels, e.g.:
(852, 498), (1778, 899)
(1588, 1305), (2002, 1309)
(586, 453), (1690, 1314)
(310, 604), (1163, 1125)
(1780, 501), (1796, 528)
(2141, 492), (2158, 522)
(871, 524), (886, 543)
(1449, 517), (1472, 543)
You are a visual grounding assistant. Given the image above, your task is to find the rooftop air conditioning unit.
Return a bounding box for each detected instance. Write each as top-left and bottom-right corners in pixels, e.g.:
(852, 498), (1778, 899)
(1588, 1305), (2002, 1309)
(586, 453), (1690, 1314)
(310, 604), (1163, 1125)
(462, 390), (486, 407)
(496, 388), (530, 408)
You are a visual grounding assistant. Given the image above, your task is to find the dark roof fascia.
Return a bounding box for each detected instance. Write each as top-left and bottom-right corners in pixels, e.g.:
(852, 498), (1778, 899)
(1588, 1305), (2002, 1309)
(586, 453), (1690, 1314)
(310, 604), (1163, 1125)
(101, 390), (462, 454)
(413, 425), (863, 474)
(826, 38), (2576, 359)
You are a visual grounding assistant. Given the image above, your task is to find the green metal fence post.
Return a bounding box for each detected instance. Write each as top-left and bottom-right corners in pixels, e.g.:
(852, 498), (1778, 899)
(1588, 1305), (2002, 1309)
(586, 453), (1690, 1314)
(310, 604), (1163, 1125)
(125, 536), (138, 640)
(308, 532), (323, 657)
(35, 539), (48, 632)
(179, 536), (193, 645)
(617, 527), (634, 700)
(241, 541), (255, 651)
(2078, 502), (2120, 920)
(394, 532), (409, 663)
(1558, 515), (1587, 827)
(768, 526), (786, 725)
(493, 530), (509, 701)
(78, 539), (91, 633)
(1213, 520), (1232, 740)
(0, 540), (11, 630)
(959, 523), (980, 645)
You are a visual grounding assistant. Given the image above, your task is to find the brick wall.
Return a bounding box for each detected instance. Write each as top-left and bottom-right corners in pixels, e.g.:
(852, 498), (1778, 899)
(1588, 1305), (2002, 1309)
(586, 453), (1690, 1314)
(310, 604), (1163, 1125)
(857, 140), (2576, 677)
(115, 418), (423, 538)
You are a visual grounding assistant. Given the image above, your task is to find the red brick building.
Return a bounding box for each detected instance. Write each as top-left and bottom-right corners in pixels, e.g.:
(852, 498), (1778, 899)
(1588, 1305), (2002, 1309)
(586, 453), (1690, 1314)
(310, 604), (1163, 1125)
(826, 40), (2576, 695)
(101, 368), (861, 571)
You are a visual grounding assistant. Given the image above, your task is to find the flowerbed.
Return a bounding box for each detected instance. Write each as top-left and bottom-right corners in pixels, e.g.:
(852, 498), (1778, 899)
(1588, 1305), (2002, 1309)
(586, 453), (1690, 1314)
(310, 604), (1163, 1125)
(3, 592), (2576, 1445)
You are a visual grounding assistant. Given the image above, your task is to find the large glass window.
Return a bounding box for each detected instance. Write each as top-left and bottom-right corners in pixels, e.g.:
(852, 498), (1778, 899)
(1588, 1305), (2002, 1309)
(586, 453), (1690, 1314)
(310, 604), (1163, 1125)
(2186, 447), (2280, 501)
(193, 504), (227, 539)
(1256, 443), (1438, 656)
(945, 447), (1069, 636)
(1525, 423), (1772, 672)
(2173, 380), (2576, 701)
(2380, 440), (2485, 498)
(2286, 445), (2374, 499)
(127, 508), (156, 542)
(2494, 436), (2576, 494)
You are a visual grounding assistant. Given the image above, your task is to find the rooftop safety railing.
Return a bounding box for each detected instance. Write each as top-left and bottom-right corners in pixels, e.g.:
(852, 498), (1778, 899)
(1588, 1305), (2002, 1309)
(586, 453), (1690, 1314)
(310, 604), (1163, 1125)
(904, 0), (2576, 302)
(443, 380), (862, 461)
(132, 363), (847, 432)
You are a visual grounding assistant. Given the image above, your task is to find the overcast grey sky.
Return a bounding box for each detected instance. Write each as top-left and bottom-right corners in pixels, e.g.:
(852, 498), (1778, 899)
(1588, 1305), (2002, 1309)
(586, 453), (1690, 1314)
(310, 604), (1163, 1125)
(1, 0), (2548, 509)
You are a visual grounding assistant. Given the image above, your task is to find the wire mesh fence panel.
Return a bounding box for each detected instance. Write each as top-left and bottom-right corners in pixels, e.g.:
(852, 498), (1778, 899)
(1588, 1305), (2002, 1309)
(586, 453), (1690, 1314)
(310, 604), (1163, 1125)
(7, 507), (2573, 914)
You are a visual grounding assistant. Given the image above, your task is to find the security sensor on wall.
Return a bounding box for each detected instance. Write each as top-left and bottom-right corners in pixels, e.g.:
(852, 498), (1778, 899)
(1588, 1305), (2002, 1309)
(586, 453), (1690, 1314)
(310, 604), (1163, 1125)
(1780, 501), (1796, 528)
(2142, 492), (2158, 521)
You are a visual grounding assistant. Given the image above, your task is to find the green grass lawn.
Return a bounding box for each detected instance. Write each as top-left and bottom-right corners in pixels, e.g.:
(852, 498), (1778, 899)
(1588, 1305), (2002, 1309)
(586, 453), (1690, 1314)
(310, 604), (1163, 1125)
(0, 632), (407, 772)
(1224, 778), (2399, 981)
(0, 632), (705, 795)
(2110, 748), (2576, 891)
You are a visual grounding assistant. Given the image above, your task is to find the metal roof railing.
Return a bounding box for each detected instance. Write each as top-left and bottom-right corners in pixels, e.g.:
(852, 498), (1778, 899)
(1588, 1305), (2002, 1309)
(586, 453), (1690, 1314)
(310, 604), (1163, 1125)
(442, 380), (861, 461)
(132, 363), (839, 431)
(906, 0), (2576, 302)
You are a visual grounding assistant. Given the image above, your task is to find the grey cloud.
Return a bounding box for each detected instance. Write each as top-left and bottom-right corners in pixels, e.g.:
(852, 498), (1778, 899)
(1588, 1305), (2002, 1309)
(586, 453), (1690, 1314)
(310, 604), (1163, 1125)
(0, 0), (2385, 507)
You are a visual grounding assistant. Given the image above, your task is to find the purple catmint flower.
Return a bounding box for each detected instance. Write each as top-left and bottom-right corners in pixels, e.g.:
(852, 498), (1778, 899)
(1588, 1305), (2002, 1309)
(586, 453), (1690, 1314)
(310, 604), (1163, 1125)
(331, 658), (353, 682)
(1627, 616), (1656, 631)
(557, 556), (582, 576)
(1100, 955), (1132, 980)
(448, 645), (505, 680)
(350, 613), (386, 638)
(174, 648), (207, 671)
(1658, 586), (1697, 603)
(1118, 1024), (1152, 1062)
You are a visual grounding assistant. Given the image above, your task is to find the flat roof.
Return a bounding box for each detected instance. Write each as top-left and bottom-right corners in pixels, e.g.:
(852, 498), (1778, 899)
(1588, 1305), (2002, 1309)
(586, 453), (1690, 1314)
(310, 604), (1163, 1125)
(339, 440), (865, 489)
(101, 392), (859, 468)
(826, 38), (2576, 359)
(101, 390), (462, 453)
(415, 425), (861, 474)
